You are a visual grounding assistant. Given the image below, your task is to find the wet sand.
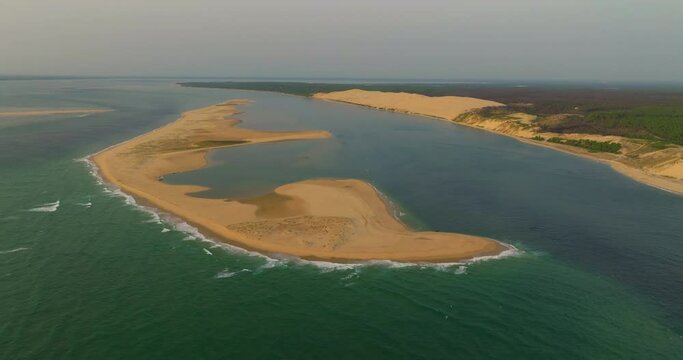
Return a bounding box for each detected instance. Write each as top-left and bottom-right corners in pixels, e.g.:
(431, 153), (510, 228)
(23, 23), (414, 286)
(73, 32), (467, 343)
(314, 89), (683, 195)
(93, 100), (509, 263)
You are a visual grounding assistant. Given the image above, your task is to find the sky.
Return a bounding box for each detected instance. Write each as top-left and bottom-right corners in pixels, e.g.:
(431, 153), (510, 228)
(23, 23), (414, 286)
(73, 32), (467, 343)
(1, 0), (682, 82)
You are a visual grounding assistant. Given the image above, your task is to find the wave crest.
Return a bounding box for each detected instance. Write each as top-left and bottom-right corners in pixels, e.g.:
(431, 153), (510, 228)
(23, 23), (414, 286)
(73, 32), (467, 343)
(0, 247), (30, 255)
(27, 201), (60, 213)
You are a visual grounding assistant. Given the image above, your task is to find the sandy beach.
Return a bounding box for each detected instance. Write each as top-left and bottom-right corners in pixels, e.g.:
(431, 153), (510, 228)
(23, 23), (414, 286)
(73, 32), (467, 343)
(93, 100), (509, 263)
(0, 109), (112, 117)
(314, 89), (683, 195)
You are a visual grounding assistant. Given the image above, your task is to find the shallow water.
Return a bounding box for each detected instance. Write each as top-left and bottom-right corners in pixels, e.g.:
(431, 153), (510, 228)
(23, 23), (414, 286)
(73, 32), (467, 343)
(1, 79), (682, 359)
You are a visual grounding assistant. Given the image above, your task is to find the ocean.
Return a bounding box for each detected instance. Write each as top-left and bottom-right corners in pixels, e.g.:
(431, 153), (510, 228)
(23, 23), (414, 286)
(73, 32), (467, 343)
(1, 79), (682, 359)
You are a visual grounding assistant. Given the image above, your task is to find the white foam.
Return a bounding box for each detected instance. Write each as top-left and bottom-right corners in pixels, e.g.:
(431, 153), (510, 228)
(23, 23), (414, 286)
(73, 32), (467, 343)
(161, 228), (170, 233)
(253, 258), (286, 273)
(0, 247), (30, 255)
(77, 157), (105, 186)
(340, 270), (360, 281)
(27, 200), (60, 213)
(288, 243), (521, 273)
(214, 268), (251, 279)
(76, 202), (92, 208)
(214, 269), (235, 278)
(453, 265), (467, 275)
(462, 244), (521, 264)
(78, 155), (522, 272)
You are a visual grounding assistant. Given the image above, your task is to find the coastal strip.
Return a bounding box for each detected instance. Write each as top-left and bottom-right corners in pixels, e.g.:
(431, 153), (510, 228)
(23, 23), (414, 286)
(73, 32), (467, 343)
(92, 100), (510, 263)
(0, 109), (112, 117)
(313, 89), (683, 195)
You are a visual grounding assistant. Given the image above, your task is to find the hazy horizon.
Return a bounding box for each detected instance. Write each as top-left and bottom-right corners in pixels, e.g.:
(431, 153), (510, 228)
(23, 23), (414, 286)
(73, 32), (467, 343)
(2, 0), (682, 83)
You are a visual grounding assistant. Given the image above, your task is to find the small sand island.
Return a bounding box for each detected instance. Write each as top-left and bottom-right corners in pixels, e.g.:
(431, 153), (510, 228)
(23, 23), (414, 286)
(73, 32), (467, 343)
(314, 89), (683, 195)
(93, 100), (509, 262)
(0, 109), (112, 117)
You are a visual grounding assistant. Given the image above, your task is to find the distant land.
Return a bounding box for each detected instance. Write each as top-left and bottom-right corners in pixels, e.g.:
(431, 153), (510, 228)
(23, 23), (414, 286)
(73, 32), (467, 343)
(181, 81), (683, 195)
(4, 75), (683, 87)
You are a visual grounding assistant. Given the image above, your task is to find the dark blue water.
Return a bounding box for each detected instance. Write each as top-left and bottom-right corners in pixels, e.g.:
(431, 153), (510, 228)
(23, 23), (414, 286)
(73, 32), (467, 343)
(169, 90), (683, 331)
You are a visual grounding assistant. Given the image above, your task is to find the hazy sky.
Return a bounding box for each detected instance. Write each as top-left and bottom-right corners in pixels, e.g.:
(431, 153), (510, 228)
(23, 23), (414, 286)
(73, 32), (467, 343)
(2, 0), (682, 82)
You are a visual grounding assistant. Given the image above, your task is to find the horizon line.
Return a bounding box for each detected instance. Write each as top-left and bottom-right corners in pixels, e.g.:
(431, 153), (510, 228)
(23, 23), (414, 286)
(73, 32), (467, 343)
(2, 74), (683, 87)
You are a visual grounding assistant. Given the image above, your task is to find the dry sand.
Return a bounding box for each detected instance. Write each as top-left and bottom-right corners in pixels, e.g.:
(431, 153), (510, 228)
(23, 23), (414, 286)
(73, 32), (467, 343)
(93, 100), (509, 263)
(314, 89), (683, 195)
(314, 89), (503, 120)
(0, 109), (112, 117)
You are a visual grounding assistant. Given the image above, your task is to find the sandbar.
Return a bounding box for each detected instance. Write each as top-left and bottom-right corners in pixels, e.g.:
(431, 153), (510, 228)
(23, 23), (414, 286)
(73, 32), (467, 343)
(93, 100), (509, 263)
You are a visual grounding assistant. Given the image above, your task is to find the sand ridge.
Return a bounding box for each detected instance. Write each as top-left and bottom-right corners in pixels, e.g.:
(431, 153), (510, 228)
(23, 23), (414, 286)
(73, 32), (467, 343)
(93, 100), (509, 263)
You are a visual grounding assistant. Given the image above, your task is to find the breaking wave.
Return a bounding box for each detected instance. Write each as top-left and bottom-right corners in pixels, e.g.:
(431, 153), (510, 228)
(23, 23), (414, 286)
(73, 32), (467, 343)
(78, 156), (521, 273)
(214, 268), (252, 279)
(27, 201), (60, 213)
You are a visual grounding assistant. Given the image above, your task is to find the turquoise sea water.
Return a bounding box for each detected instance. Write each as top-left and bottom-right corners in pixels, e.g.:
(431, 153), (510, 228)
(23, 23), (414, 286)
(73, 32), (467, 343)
(1, 80), (683, 359)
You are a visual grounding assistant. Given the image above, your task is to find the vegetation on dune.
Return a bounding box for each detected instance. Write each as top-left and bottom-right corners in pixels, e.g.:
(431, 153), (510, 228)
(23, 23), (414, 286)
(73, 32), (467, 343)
(647, 140), (674, 150)
(464, 106), (514, 120)
(583, 106), (683, 145)
(181, 81), (683, 146)
(547, 137), (622, 153)
(180, 81), (683, 111)
(194, 140), (247, 148)
(538, 106), (683, 145)
(155, 139), (247, 153)
(181, 81), (385, 97)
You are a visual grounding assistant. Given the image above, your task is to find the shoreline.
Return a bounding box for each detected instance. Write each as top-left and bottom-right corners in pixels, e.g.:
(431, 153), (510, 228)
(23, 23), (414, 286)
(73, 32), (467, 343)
(313, 90), (683, 196)
(85, 155), (520, 267)
(92, 100), (511, 263)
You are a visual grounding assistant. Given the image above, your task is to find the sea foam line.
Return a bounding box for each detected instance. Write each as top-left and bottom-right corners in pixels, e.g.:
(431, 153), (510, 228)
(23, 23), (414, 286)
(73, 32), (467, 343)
(77, 156), (283, 263)
(0, 247), (30, 255)
(77, 156), (521, 272)
(27, 201), (60, 213)
(214, 268), (252, 279)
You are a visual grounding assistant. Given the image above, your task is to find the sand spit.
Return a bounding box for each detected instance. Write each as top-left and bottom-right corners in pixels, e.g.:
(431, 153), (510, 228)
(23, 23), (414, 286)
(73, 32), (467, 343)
(0, 109), (112, 117)
(93, 100), (509, 263)
(314, 89), (683, 195)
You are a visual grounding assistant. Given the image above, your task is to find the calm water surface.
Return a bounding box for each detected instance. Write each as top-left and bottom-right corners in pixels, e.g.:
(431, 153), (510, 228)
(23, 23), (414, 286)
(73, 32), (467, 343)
(1, 80), (682, 359)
